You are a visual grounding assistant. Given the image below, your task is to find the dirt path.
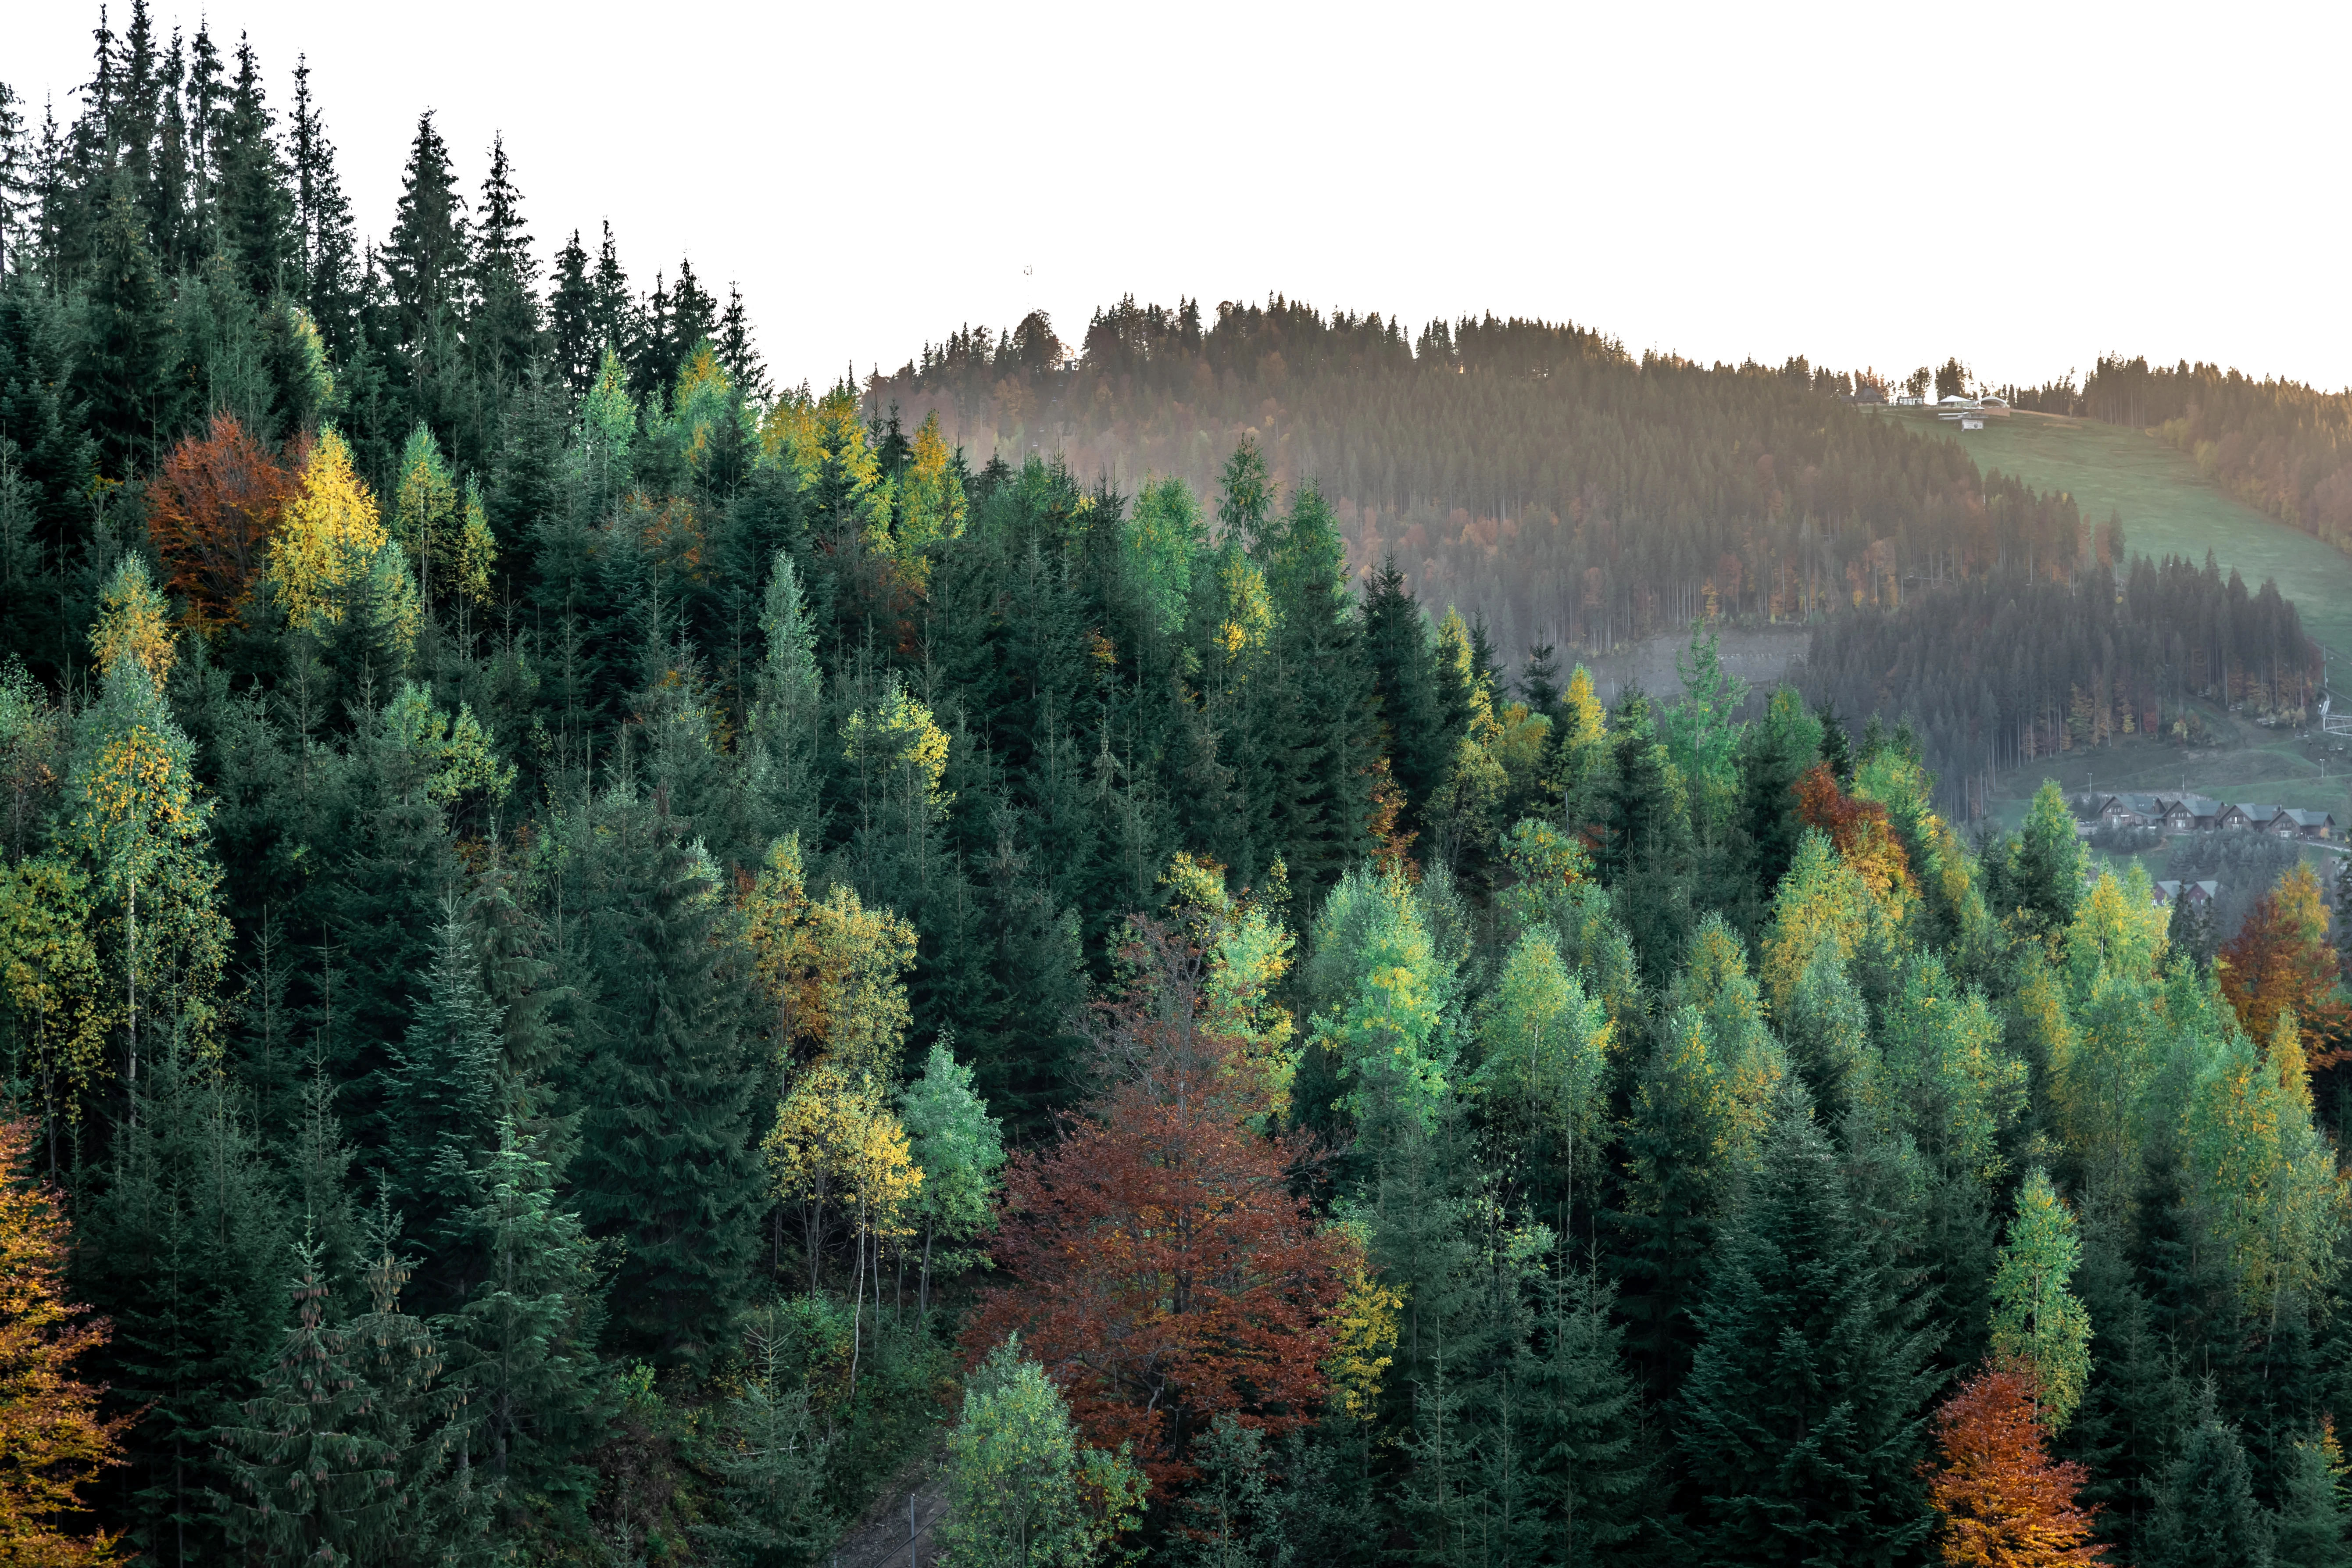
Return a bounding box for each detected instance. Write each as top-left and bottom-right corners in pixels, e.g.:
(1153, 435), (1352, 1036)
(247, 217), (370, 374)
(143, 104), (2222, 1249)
(824, 1447), (949, 1568)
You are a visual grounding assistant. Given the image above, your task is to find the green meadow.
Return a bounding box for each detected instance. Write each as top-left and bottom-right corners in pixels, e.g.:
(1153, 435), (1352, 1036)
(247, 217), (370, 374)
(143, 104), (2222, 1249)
(1891, 407), (2352, 657)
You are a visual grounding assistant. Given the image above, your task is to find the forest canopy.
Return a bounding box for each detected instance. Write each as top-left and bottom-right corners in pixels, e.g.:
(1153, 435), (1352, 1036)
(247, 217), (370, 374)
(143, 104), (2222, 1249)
(1, 8), (2350, 1568)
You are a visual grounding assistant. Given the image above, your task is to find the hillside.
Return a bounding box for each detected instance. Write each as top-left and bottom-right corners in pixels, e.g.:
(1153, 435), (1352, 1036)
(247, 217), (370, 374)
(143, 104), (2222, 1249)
(873, 300), (2084, 668)
(1895, 407), (2352, 655)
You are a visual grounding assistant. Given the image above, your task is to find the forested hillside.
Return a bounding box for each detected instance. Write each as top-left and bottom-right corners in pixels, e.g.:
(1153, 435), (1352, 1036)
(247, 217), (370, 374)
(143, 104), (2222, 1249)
(879, 297), (2089, 663)
(4, 9), (2352, 1568)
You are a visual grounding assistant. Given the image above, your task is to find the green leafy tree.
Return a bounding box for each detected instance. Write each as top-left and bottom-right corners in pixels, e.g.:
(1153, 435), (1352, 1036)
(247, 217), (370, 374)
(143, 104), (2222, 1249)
(897, 1038), (1004, 1312)
(1988, 1168), (2093, 1432)
(937, 1337), (1146, 1568)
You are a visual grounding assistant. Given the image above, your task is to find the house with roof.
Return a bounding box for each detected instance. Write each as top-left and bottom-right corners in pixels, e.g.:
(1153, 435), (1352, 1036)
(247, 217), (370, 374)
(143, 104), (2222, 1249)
(2153, 879), (2220, 907)
(2161, 794), (2222, 831)
(2216, 802), (2272, 831)
(2276, 807), (2336, 841)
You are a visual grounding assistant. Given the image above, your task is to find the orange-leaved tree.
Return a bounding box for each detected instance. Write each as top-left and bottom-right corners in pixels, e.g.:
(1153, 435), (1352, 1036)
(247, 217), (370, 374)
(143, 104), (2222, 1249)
(0, 1114), (129, 1564)
(1927, 1361), (2106, 1567)
(1794, 761), (1917, 907)
(2219, 861), (2350, 1068)
(145, 414), (297, 629)
(964, 919), (1351, 1490)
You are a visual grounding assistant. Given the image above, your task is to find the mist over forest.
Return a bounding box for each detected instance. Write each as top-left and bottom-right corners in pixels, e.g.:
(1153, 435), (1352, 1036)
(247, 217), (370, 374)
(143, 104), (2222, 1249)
(5, 7), (2352, 1567)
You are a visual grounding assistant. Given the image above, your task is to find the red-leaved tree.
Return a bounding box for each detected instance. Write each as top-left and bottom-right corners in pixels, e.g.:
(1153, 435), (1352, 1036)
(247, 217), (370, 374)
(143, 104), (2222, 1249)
(2220, 861), (2350, 1066)
(963, 921), (1351, 1489)
(1794, 761), (1917, 903)
(1927, 1362), (2107, 1567)
(146, 414), (297, 629)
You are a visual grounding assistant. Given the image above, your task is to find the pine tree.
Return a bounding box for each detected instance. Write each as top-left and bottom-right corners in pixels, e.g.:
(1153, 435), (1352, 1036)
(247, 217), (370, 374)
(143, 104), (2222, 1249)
(385, 900), (504, 1309)
(2274, 1426), (2348, 1568)
(382, 110), (468, 353)
(562, 786), (763, 1364)
(440, 1119), (604, 1534)
(216, 1239), (407, 1561)
(1678, 1084), (1941, 1563)
(2140, 1380), (2276, 1568)
(548, 230), (595, 397)
(470, 134), (539, 385)
(693, 1308), (833, 1568)
(1526, 1258), (1644, 1564)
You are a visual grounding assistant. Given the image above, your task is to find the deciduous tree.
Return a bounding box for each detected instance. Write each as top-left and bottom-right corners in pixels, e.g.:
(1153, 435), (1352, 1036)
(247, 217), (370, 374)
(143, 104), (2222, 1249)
(1926, 1362), (2107, 1567)
(0, 1114), (128, 1565)
(967, 924), (1351, 1487)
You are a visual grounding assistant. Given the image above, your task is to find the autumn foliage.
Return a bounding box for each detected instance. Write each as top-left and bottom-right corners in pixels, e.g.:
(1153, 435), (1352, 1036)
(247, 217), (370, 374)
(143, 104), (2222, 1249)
(1794, 761), (1917, 904)
(964, 921), (1351, 1489)
(0, 1115), (128, 1565)
(145, 414), (298, 629)
(2219, 861), (2350, 1067)
(1926, 1362), (2106, 1567)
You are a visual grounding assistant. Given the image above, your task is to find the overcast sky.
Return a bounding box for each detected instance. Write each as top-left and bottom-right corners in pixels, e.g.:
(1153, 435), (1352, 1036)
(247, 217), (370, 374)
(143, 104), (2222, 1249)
(13, 0), (2350, 396)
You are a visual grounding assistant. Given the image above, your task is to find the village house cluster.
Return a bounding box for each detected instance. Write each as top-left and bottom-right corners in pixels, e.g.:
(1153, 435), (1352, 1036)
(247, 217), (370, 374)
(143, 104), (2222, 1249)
(2084, 791), (2336, 840)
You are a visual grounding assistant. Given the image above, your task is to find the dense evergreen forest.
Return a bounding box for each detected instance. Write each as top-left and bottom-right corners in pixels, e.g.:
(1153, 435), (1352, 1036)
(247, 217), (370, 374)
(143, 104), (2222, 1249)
(5, 10), (2352, 1568)
(1804, 553), (2320, 811)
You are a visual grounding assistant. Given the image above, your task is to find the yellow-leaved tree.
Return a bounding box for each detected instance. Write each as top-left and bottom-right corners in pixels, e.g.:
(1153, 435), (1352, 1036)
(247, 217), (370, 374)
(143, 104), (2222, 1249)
(59, 568), (230, 1102)
(888, 411), (968, 593)
(738, 833), (919, 1092)
(267, 428), (417, 652)
(0, 1114), (129, 1564)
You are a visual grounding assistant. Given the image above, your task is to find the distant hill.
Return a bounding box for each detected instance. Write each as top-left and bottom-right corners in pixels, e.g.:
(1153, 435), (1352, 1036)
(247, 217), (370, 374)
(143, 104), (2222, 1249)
(869, 298), (2084, 668)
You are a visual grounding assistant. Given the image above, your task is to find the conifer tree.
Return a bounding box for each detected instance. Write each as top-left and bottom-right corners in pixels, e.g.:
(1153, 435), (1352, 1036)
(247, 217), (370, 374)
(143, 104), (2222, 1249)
(1527, 1257), (1645, 1564)
(1679, 1084), (1941, 1561)
(382, 110), (467, 353)
(2140, 1381), (2275, 1568)
(563, 787), (763, 1364)
(2274, 1427), (2348, 1568)
(693, 1308), (832, 1568)
(385, 900), (503, 1307)
(440, 1120), (604, 1532)
(217, 1240), (407, 1561)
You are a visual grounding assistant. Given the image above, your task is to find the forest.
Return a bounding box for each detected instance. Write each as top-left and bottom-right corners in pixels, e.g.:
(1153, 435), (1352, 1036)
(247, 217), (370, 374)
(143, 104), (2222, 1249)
(5, 7), (2352, 1568)
(881, 297), (2091, 666)
(1802, 551), (2320, 811)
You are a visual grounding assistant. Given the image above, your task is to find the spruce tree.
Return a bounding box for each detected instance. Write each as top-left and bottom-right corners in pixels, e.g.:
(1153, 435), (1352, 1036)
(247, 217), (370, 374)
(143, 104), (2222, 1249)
(2140, 1380), (2276, 1568)
(2274, 1427), (2348, 1568)
(385, 899), (504, 1311)
(693, 1308), (833, 1568)
(1678, 1084), (1942, 1563)
(561, 786), (762, 1364)
(1527, 1258), (1645, 1563)
(440, 1120), (604, 1535)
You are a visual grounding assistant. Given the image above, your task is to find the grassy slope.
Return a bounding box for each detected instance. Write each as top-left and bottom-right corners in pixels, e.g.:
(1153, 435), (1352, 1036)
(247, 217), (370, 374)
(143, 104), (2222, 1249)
(1881, 410), (2352, 832)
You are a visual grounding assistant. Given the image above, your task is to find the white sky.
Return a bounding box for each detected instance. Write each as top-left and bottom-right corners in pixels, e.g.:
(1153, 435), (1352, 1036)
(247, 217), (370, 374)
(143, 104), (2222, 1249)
(13, 0), (2351, 396)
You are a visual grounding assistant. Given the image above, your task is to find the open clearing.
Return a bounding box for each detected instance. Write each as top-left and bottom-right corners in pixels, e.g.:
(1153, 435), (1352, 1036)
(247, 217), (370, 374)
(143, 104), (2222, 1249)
(1888, 408), (2352, 657)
